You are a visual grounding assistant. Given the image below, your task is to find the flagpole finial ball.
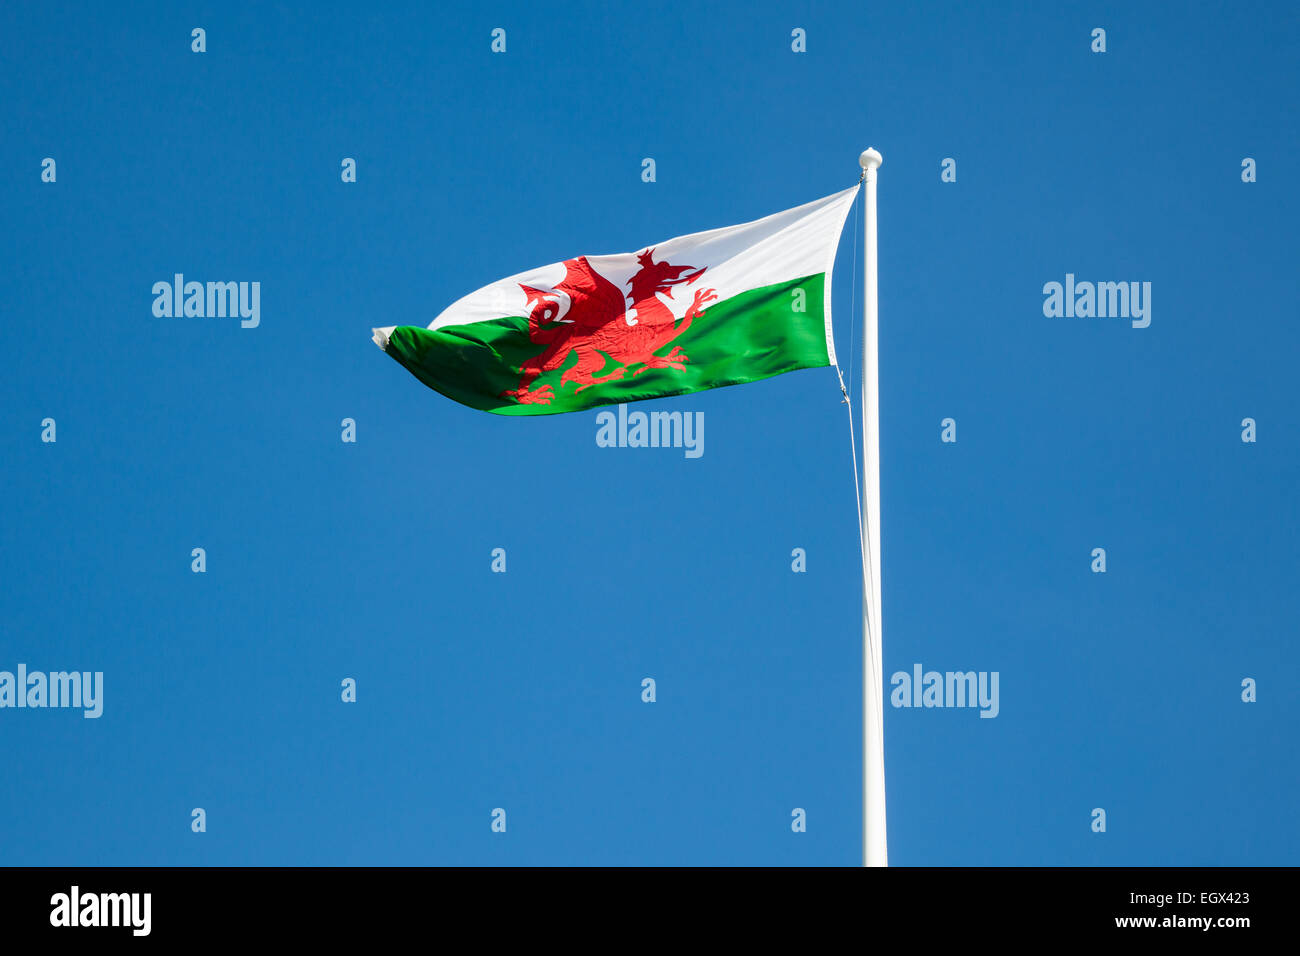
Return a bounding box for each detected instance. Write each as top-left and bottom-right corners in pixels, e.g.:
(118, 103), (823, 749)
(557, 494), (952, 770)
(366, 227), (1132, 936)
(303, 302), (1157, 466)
(859, 148), (883, 170)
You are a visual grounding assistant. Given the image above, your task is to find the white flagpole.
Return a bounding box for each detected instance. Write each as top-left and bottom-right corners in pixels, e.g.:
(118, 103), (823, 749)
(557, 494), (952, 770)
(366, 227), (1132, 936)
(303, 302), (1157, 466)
(859, 147), (887, 867)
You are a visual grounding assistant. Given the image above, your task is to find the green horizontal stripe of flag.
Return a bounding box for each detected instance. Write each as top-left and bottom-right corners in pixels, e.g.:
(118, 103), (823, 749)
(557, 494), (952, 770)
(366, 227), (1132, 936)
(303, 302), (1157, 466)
(382, 274), (829, 415)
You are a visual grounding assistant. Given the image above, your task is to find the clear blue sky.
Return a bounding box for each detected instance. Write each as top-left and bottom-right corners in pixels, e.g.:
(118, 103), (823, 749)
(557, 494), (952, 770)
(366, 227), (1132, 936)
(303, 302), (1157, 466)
(1, 0), (1296, 865)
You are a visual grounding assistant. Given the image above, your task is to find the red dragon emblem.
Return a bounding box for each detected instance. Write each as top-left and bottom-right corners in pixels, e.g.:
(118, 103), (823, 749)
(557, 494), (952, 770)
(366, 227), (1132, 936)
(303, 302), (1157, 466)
(500, 249), (717, 405)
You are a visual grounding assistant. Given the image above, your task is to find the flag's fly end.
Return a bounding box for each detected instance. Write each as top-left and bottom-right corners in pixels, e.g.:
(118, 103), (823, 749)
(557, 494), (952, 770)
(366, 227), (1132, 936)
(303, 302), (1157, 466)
(372, 327), (395, 350)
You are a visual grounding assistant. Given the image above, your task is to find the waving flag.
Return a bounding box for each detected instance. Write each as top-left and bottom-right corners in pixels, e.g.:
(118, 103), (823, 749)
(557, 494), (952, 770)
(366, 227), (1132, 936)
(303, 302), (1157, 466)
(373, 185), (858, 415)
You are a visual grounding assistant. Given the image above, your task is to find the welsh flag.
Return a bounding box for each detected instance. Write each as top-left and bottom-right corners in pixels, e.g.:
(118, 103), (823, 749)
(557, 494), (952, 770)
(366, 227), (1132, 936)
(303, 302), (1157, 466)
(373, 185), (858, 415)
